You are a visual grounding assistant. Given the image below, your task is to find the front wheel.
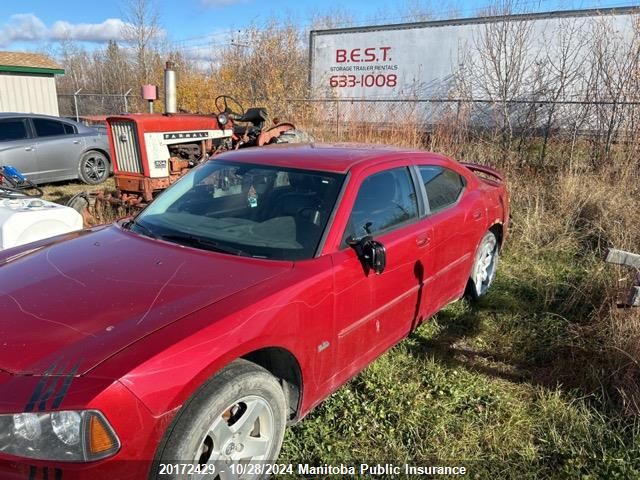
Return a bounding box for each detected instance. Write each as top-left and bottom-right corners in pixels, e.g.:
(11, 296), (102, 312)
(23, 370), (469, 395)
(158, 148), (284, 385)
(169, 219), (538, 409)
(78, 150), (110, 185)
(153, 360), (287, 480)
(468, 230), (499, 299)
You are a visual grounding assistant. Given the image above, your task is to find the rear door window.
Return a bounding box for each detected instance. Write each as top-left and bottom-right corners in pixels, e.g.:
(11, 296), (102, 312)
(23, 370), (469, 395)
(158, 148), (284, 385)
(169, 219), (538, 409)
(63, 123), (76, 134)
(345, 167), (419, 240)
(0, 119), (29, 141)
(33, 118), (67, 137)
(419, 166), (466, 212)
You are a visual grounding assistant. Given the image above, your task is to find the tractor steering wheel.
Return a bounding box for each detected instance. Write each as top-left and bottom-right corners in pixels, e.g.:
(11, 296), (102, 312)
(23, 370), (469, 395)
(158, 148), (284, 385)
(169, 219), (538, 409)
(215, 95), (245, 119)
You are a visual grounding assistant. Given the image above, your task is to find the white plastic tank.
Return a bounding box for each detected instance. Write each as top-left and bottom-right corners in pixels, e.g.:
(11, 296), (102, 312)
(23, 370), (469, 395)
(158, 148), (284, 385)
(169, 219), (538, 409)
(0, 198), (83, 251)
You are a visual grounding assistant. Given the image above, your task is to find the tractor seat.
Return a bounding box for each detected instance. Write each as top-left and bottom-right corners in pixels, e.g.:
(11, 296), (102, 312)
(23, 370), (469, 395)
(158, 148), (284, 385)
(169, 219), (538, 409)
(237, 107), (269, 125)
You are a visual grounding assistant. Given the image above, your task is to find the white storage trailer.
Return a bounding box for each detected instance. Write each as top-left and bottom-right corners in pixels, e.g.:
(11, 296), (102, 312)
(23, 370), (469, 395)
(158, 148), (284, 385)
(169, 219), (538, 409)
(309, 7), (638, 102)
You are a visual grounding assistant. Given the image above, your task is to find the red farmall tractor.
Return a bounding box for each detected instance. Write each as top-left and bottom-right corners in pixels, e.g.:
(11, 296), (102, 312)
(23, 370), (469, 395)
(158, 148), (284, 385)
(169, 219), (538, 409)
(68, 95), (309, 224)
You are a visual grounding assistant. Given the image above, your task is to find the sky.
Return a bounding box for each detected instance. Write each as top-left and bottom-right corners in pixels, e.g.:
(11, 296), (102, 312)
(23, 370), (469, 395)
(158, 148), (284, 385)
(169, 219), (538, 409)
(0, 0), (637, 60)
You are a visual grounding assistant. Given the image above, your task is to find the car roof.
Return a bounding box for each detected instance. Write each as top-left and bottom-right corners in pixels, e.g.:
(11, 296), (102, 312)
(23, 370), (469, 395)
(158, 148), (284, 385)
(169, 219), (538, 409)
(0, 112), (95, 133)
(214, 143), (448, 174)
(0, 112), (78, 123)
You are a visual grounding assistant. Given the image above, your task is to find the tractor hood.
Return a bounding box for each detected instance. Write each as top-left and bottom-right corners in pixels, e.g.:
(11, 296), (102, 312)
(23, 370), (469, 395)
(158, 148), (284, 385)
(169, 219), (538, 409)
(0, 224), (292, 375)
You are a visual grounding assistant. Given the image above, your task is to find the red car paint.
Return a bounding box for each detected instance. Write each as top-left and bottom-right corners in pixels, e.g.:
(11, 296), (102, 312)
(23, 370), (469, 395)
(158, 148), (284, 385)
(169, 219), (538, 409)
(0, 144), (509, 479)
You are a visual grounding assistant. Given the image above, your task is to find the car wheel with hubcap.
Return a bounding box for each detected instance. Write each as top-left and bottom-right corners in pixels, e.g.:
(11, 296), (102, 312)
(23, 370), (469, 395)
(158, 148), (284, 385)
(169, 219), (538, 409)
(154, 359), (287, 480)
(79, 150), (110, 185)
(468, 230), (499, 299)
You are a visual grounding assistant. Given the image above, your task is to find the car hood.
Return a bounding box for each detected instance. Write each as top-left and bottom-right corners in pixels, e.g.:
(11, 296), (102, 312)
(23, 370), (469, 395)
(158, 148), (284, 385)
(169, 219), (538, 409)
(0, 224), (292, 375)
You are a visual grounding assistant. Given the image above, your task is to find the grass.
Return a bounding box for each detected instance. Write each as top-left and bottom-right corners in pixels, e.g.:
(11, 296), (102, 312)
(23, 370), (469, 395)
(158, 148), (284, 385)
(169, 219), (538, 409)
(39, 178), (115, 205)
(279, 244), (640, 478)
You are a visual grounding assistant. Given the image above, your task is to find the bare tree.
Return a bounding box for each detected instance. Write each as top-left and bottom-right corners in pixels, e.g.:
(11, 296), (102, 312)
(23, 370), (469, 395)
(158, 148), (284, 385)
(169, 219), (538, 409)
(467, 1), (535, 158)
(57, 38), (91, 92)
(122, 0), (161, 85)
(584, 13), (640, 166)
(103, 40), (132, 94)
(537, 17), (589, 165)
(394, 0), (434, 22)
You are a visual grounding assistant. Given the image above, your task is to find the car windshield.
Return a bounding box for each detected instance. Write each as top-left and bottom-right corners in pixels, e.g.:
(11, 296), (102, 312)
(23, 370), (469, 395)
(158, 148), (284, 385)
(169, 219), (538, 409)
(132, 160), (345, 260)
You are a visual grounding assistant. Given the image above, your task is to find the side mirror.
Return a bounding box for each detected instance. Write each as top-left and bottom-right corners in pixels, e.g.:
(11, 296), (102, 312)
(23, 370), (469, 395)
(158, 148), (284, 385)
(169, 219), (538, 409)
(347, 235), (386, 275)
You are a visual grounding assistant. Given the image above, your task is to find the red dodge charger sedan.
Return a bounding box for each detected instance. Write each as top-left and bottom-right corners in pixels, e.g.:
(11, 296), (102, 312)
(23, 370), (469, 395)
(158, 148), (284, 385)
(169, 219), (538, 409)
(0, 144), (508, 479)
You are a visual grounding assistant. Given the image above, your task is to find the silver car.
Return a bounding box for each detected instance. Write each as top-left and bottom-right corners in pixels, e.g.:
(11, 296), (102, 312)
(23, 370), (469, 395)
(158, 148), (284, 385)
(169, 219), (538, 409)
(0, 113), (111, 185)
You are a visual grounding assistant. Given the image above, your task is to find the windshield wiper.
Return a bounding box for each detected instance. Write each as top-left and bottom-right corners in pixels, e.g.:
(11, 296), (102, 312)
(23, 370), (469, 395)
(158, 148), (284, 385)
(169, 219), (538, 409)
(127, 220), (158, 239)
(157, 233), (250, 257)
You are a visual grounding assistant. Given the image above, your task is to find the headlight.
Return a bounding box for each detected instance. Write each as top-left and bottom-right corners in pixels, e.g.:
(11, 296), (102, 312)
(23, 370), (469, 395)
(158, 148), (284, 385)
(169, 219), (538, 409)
(217, 112), (229, 126)
(51, 411), (81, 445)
(0, 410), (120, 461)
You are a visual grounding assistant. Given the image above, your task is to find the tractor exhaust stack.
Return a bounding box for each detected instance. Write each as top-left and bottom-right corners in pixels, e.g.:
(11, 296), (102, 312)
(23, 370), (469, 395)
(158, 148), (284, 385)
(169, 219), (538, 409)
(164, 61), (177, 114)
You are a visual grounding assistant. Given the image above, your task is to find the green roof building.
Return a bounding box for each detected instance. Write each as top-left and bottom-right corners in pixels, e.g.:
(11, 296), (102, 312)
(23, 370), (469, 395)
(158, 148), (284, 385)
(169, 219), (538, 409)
(0, 51), (65, 116)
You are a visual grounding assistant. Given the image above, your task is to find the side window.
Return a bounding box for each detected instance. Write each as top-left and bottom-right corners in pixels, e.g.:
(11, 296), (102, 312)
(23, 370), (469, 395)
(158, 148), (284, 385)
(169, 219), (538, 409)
(63, 123), (76, 134)
(419, 166), (465, 212)
(0, 119), (29, 142)
(345, 167), (418, 240)
(32, 118), (66, 137)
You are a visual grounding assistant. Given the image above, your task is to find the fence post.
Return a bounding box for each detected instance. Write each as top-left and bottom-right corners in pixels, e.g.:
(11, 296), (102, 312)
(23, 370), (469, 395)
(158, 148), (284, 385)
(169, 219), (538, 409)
(336, 100), (340, 137)
(605, 249), (640, 307)
(123, 88), (133, 113)
(73, 88), (83, 122)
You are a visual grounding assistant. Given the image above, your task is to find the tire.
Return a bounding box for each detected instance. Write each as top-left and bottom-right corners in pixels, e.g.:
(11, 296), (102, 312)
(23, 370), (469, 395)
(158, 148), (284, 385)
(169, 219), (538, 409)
(78, 150), (110, 185)
(468, 230), (499, 300)
(274, 129), (314, 144)
(153, 359), (287, 480)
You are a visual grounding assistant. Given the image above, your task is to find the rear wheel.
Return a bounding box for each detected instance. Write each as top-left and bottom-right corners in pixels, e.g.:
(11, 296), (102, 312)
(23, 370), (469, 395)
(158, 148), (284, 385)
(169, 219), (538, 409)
(153, 360), (287, 480)
(468, 230), (499, 299)
(78, 150), (110, 185)
(273, 128), (314, 144)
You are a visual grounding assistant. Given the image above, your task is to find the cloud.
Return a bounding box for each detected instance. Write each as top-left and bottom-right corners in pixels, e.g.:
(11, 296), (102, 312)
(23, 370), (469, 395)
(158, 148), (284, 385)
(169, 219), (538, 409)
(50, 18), (128, 43)
(0, 14), (165, 47)
(0, 14), (47, 46)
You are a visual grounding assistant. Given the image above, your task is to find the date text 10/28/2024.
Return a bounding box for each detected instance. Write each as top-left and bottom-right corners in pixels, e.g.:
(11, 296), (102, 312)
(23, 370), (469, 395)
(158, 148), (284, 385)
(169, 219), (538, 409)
(157, 463), (468, 477)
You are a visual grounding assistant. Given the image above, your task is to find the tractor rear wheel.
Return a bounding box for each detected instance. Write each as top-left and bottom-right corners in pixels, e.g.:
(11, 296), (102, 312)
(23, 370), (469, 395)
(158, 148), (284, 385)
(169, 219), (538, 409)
(274, 128), (314, 144)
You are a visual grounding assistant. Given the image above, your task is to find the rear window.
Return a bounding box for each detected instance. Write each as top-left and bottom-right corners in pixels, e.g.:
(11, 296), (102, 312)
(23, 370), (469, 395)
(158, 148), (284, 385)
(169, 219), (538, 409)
(0, 119), (28, 141)
(33, 118), (66, 137)
(419, 166), (466, 212)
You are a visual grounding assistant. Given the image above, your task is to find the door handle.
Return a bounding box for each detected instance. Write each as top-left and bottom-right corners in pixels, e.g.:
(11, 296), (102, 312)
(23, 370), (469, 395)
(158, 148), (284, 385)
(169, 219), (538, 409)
(24, 146), (34, 152)
(416, 234), (431, 247)
(73, 140), (80, 144)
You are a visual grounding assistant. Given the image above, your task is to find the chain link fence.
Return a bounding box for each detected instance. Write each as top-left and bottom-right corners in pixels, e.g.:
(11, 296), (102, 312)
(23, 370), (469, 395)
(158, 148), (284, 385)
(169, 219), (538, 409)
(57, 93), (138, 120)
(56, 93), (640, 154)
(270, 97), (638, 133)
